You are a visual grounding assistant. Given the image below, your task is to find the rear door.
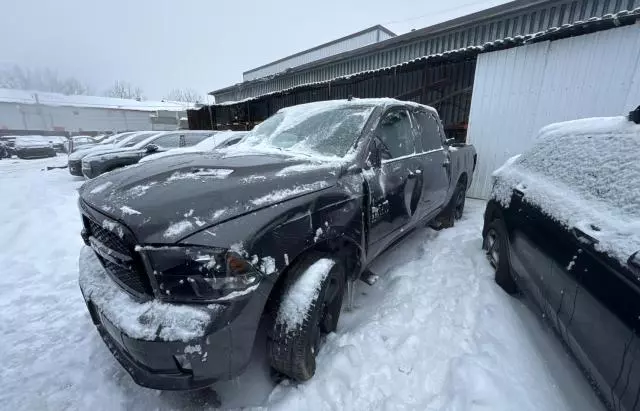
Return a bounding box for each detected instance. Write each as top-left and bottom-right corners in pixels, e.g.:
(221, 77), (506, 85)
(365, 108), (422, 257)
(411, 109), (450, 219)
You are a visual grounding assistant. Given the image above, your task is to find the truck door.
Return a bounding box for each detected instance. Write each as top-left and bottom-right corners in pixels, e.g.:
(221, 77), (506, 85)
(411, 109), (450, 219)
(364, 108), (421, 257)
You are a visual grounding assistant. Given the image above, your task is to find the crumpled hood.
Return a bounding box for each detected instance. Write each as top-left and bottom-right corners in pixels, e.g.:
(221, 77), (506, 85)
(69, 144), (117, 160)
(80, 152), (341, 244)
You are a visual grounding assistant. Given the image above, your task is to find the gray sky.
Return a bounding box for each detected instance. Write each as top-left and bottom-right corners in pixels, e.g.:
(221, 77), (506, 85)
(1, 0), (508, 101)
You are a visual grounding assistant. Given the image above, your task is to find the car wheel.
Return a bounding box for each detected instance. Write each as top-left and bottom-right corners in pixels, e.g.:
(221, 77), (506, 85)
(268, 253), (346, 381)
(483, 219), (518, 295)
(453, 182), (467, 220)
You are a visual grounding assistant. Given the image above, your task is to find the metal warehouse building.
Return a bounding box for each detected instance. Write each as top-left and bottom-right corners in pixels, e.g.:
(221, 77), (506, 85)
(0, 88), (193, 136)
(190, 0), (640, 199)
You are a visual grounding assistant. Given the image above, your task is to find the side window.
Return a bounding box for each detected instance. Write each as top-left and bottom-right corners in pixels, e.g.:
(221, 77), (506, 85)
(377, 109), (415, 160)
(414, 111), (443, 151)
(151, 133), (181, 149)
(183, 133), (211, 146)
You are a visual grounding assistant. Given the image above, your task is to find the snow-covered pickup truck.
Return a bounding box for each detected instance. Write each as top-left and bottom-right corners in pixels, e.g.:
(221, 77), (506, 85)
(76, 98), (477, 390)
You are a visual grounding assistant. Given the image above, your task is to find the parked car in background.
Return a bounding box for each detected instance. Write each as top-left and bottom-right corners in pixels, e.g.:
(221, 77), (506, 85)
(81, 130), (215, 178)
(483, 109), (640, 411)
(139, 130), (247, 163)
(45, 136), (68, 153)
(14, 136), (57, 159)
(65, 135), (98, 153)
(67, 131), (147, 176)
(77, 98), (476, 390)
(0, 136), (18, 157)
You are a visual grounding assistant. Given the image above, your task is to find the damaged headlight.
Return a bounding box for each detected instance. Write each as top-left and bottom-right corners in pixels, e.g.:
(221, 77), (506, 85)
(138, 246), (261, 303)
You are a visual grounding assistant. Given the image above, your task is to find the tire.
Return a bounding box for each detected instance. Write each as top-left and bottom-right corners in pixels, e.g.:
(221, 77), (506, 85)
(429, 180), (466, 230)
(268, 253), (346, 381)
(452, 181), (467, 220)
(483, 219), (518, 294)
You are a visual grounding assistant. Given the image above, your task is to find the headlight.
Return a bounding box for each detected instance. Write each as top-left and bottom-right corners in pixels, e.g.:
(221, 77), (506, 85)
(139, 246), (261, 302)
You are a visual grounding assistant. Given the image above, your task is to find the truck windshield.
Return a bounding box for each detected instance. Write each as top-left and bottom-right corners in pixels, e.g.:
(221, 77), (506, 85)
(240, 103), (375, 158)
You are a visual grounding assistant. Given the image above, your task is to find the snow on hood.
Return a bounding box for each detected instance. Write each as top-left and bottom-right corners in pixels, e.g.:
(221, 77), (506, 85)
(68, 144), (118, 160)
(80, 153), (338, 244)
(78, 246), (222, 342)
(492, 115), (640, 264)
(15, 138), (52, 148)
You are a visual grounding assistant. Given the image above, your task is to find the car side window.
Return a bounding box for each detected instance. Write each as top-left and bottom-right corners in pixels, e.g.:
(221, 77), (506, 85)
(151, 133), (181, 149)
(377, 109), (415, 160)
(183, 133), (211, 146)
(414, 110), (443, 151)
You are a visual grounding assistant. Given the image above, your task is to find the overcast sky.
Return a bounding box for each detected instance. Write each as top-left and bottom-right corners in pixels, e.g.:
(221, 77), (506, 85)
(1, 0), (509, 101)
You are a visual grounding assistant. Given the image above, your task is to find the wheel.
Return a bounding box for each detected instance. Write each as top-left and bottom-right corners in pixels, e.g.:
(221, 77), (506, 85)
(268, 253), (346, 381)
(453, 182), (467, 220)
(483, 219), (518, 294)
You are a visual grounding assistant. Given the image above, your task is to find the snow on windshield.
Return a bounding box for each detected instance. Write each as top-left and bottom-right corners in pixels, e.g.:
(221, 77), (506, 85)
(492, 116), (640, 264)
(231, 101), (375, 159)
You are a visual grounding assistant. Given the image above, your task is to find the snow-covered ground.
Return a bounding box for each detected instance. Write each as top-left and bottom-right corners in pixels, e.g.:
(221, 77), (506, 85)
(0, 156), (604, 411)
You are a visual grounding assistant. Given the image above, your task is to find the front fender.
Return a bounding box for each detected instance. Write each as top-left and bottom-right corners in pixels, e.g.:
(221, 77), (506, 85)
(181, 188), (364, 281)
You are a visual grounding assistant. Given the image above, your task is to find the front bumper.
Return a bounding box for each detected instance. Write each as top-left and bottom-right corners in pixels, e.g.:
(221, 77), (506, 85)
(69, 159), (83, 176)
(78, 247), (268, 390)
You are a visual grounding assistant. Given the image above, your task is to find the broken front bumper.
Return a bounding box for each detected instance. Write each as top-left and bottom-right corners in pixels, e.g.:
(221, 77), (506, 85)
(78, 246), (268, 390)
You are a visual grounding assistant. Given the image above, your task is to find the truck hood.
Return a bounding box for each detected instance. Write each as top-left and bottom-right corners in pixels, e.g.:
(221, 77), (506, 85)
(80, 152), (341, 244)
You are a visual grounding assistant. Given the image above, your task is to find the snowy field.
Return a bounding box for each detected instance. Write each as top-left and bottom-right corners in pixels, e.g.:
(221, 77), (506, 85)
(0, 156), (604, 411)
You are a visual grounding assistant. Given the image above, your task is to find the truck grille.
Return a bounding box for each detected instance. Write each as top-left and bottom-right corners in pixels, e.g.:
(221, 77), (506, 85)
(86, 219), (153, 297)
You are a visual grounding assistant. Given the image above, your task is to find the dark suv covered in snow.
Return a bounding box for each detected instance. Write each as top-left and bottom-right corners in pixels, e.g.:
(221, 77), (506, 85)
(483, 109), (640, 411)
(77, 98), (477, 390)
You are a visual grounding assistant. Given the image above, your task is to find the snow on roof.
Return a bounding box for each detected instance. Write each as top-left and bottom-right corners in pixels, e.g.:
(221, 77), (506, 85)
(0, 88), (194, 112)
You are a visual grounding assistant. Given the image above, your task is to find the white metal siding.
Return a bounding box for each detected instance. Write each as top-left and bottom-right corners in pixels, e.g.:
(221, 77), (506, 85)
(0, 103), (153, 132)
(467, 23), (640, 199)
(243, 29), (391, 81)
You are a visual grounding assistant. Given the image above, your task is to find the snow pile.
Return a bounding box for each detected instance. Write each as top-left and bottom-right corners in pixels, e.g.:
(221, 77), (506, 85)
(163, 220), (194, 239)
(492, 116), (640, 264)
(250, 181), (330, 206)
(276, 258), (335, 334)
(78, 247), (218, 342)
(166, 168), (233, 182)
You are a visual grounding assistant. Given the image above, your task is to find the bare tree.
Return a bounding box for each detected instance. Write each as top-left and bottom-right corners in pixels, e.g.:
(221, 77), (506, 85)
(103, 80), (145, 100)
(0, 65), (93, 95)
(164, 88), (203, 103)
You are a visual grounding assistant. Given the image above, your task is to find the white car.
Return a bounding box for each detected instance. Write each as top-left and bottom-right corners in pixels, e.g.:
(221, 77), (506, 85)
(139, 130), (247, 163)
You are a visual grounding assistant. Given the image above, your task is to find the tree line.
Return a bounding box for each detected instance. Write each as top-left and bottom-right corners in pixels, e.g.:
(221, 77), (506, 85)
(0, 65), (203, 103)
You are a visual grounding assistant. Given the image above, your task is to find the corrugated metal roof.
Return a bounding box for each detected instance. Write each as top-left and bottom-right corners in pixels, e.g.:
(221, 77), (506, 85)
(212, 0), (640, 103)
(0, 88), (194, 112)
(211, 7), (640, 107)
(243, 25), (396, 81)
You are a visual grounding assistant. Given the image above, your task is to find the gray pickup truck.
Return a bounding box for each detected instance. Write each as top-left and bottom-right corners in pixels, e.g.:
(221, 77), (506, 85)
(77, 98), (477, 390)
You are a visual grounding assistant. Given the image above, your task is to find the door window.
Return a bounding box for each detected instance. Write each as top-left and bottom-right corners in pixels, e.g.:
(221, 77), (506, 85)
(414, 110), (443, 151)
(376, 109), (415, 160)
(151, 133), (181, 149)
(183, 133), (212, 146)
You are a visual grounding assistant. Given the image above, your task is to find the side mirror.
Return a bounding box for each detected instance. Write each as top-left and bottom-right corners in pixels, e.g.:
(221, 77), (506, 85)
(445, 138), (456, 146)
(145, 144), (159, 153)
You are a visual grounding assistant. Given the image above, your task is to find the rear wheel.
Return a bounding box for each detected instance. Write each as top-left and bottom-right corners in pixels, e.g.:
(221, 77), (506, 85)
(453, 182), (466, 220)
(268, 254), (346, 381)
(483, 219), (518, 294)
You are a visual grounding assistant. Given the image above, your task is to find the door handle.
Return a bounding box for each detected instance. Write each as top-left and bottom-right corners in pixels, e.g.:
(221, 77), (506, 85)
(571, 227), (599, 245)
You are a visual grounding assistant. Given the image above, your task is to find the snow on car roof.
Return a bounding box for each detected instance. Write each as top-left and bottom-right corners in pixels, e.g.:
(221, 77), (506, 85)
(492, 115), (640, 265)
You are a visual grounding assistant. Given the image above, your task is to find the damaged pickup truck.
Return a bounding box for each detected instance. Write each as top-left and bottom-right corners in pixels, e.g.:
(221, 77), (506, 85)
(77, 98), (477, 390)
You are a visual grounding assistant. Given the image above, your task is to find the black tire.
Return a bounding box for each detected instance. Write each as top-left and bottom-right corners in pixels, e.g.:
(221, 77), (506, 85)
(483, 219), (518, 295)
(453, 181), (467, 220)
(268, 253), (346, 381)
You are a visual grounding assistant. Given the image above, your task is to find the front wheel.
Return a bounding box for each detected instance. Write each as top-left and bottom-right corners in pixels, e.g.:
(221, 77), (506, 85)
(268, 254), (346, 381)
(483, 219), (518, 295)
